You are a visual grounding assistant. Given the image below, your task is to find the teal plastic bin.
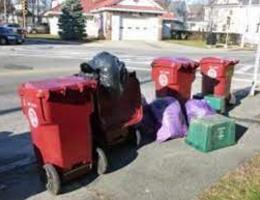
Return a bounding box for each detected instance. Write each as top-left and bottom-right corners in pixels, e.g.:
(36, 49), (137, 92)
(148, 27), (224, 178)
(185, 114), (236, 152)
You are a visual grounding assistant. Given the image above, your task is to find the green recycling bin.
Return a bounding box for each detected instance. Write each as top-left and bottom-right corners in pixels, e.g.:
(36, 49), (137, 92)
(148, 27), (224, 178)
(204, 95), (226, 113)
(185, 114), (236, 152)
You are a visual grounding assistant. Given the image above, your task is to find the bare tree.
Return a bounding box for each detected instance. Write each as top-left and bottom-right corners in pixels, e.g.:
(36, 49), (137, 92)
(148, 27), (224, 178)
(0, 0), (14, 23)
(0, 0), (14, 15)
(155, 0), (171, 11)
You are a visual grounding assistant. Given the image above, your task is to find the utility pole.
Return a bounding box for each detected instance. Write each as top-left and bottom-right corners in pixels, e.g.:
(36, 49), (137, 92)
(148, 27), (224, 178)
(224, 15), (231, 48)
(21, 0), (28, 29)
(240, 0), (252, 48)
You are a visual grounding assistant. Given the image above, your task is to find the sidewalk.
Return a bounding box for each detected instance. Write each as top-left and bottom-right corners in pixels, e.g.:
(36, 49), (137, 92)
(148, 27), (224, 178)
(229, 88), (260, 123)
(1, 81), (260, 200)
(81, 40), (215, 52)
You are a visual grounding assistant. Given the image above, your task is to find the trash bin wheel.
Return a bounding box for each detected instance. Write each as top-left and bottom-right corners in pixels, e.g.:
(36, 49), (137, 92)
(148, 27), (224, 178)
(135, 129), (142, 146)
(43, 164), (61, 195)
(96, 147), (108, 175)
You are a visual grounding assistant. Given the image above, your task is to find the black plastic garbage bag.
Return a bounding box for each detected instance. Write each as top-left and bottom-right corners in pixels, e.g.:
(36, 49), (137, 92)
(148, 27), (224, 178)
(80, 52), (128, 96)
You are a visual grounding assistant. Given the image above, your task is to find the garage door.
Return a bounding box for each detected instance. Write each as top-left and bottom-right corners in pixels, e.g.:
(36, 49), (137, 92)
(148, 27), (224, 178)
(120, 17), (159, 41)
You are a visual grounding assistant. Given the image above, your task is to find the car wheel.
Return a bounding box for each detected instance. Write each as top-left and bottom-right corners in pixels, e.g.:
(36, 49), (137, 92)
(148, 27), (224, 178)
(17, 40), (23, 45)
(0, 38), (7, 45)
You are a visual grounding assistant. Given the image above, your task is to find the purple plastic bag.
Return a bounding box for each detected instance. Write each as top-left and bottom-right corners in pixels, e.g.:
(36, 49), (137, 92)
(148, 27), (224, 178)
(136, 95), (156, 135)
(141, 94), (148, 106)
(185, 99), (216, 123)
(156, 101), (188, 142)
(149, 97), (187, 142)
(150, 97), (177, 126)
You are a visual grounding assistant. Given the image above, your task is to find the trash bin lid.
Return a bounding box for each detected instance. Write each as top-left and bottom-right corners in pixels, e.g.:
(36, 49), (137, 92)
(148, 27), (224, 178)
(151, 57), (199, 70)
(21, 76), (97, 98)
(200, 57), (239, 66)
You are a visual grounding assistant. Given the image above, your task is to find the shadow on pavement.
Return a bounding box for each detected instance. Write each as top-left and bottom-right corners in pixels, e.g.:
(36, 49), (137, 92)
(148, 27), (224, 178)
(0, 131), (34, 173)
(235, 123), (248, 142)
(23, 38), (101, 46)
(0, 107), (21, 116)
(0, 164), (44, 200)
(0, 129), (151, 198)
(227, 86), (251, 113)
(23, 39), (84, 46)
(0, 131), (37, 200)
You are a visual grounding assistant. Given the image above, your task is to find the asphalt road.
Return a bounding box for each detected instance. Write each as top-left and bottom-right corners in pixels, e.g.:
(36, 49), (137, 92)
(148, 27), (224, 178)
(0, 40), (259, 200)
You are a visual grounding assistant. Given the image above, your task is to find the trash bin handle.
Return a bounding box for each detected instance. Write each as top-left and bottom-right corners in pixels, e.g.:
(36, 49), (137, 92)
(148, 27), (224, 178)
(48, 87), (66, 95)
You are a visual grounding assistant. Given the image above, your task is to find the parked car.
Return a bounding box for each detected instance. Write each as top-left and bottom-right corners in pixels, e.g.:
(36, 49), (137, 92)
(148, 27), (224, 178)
(0, 27), (25, 45)
(3, 23), (26, 36)
(28, 23), (50, 34)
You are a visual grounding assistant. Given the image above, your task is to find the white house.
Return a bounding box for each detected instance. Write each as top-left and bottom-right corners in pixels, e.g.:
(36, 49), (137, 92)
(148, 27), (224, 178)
(45, 0), (166, 41)
(186, 4), (207, 32)
(204, 0), (260, 45)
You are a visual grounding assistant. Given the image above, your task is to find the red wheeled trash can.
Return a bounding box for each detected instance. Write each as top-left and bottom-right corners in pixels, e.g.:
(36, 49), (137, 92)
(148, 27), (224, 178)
(200, 57), (239, 98)
(18, 76), (107, 195)
(151, 57), (199, 104)
(92, 72), (143, 147)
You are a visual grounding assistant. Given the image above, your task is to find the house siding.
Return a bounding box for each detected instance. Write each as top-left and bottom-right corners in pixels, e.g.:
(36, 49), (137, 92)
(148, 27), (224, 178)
(204, 4), (260, 44)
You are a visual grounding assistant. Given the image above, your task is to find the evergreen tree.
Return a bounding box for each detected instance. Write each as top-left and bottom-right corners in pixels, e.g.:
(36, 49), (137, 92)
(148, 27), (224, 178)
(58, 0), (86, 40)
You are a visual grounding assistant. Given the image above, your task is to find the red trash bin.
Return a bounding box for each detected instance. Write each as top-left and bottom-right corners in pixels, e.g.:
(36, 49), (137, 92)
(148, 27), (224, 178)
(151, 57), (199, 104)
(200, 57), (239, 98)
(18, 76), (107, 195)
(91, 72), (143, 147)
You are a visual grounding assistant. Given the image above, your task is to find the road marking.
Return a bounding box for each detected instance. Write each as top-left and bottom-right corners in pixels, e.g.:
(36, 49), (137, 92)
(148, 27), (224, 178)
(0, 67), (76, 76)
(0, 65), (150, 77)
(236, 64), (253, 73)
(0, 52), (153, 66)
(127, 66), (150, 71)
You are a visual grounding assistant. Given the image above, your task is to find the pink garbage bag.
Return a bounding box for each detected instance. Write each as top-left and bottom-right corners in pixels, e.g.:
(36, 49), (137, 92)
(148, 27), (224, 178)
(153, 98), (188, 142)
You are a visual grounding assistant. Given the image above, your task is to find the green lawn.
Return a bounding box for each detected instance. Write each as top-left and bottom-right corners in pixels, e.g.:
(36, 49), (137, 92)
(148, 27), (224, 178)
(26, 34), (99, 43)
(199, 154), (260, 200)
(27, 34), (60, 40)
(166, 39), (208, 48)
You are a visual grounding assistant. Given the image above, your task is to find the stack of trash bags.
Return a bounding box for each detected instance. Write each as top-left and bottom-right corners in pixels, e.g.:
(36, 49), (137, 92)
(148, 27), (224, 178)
(80, 51), (128, 96)
(138, 97), (216, 142)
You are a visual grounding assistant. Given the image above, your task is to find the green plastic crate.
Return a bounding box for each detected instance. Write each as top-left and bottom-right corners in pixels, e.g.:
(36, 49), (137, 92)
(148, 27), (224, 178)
(204, 95), (226, 113)
(185, 114), (236, 152)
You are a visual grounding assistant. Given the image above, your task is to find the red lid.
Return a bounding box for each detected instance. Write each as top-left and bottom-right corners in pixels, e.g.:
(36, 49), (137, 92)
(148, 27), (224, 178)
(200, 57), (239, 66)
(151, 57), (199, 70)
(22, 76), (97, 97)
